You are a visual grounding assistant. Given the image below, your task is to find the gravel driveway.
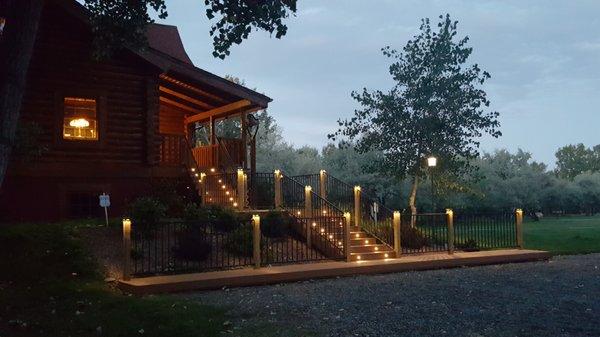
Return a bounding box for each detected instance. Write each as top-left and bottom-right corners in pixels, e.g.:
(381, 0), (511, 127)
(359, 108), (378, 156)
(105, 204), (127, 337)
(183, 254), (600, 337)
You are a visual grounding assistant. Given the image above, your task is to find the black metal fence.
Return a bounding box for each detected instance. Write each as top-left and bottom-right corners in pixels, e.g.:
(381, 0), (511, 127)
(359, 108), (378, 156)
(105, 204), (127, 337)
(203, 172), (237, 207)
(454, 213), (518, 250)
(249, 172), (275, 209)
(401, 213), (449, 254)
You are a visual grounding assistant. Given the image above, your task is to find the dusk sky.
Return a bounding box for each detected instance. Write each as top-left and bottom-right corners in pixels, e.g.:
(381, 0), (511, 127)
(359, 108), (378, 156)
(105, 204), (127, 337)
(156, 0), (600, 167)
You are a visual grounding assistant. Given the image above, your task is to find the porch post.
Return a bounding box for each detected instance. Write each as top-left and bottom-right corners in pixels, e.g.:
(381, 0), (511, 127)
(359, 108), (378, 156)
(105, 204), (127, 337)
(319, 170), (327, 200)
(199, 172), (206, 206)
(344, 212), (351, 262)
(516, 208), (524, 249)
(252, 215), (261, 269)
(237, 169), (245, 209)
(209, 116), (216, 145)
(241, 112), (248, 169)
(274, 170), (282, 208)
(122, 219), (132, 280)
(393, 211), (401, 256)
(354, 186), (361, 229)
(304, 186), (313, 218)
(446, 209), (454, 254)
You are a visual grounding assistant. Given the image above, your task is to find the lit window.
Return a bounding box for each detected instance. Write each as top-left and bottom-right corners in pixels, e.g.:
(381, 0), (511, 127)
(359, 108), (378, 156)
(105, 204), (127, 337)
(63, 97), (98, 141)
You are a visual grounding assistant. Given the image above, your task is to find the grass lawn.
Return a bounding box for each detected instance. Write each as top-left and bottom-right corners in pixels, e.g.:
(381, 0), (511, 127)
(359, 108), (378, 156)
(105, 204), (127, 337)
(0, 221), (284, 337)
(524, 215), (600, 255)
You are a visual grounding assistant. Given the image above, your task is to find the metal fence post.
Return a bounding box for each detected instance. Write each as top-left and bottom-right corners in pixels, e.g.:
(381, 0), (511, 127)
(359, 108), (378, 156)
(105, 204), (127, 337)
(252, 214), (261, 269)
(122, 218), (132, 280)
(274, 170), (282, 208)
(516, 208), (524, 249)
(393, 211), (401, 256)
(446, 209), (454, 254)
(319, 170), (327, 200)
(354, 186), (361, 229)
(344, 212), (351, 262)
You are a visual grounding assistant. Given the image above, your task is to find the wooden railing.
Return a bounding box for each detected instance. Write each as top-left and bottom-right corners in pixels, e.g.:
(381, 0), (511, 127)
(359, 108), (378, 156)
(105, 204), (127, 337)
(159, 134), (244, 170)
(191, 145), (218, 168)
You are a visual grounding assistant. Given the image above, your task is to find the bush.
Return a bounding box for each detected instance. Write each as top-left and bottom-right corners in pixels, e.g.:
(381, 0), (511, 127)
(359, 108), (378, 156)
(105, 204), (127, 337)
(173, 227), (212, 262)
(128, 197), (167, 230)
(261, 211), (292, 238)
(224, 226), (254, 257)
(401, 224), (429, 249)
(456, 238), (480, 252)
(207, 205), (240, 232)
(182, 202), (209, 222)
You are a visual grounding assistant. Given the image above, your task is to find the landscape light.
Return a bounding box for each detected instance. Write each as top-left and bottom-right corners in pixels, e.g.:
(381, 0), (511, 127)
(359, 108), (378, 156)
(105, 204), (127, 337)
(427, 156), (437, 167)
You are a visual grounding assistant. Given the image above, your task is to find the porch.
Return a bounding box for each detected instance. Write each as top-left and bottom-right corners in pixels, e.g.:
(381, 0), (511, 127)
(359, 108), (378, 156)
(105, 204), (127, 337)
(118, 249), (551, 294)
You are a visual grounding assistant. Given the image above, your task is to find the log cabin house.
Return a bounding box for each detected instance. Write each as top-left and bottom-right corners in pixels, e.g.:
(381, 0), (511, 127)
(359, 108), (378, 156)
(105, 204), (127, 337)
(0, 0), (270, 221)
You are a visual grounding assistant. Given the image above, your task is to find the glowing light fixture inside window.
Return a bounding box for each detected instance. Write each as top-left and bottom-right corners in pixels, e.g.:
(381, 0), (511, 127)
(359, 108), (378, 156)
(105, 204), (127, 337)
(63, 97), (97, 141)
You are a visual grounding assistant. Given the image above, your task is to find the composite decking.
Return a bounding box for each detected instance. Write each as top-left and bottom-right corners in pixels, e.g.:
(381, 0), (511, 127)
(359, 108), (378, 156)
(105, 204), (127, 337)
(118, 249), (550, 294)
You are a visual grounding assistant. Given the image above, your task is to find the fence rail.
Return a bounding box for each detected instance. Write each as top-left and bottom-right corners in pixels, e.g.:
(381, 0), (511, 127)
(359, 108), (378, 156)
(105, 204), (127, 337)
(401, 213), (449, 254)
(454, 213), (518, 250)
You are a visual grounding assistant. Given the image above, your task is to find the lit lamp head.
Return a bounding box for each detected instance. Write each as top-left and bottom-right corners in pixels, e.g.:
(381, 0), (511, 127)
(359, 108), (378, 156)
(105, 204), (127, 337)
(427, 156), (437, 168)
(69, 118), (90, 128)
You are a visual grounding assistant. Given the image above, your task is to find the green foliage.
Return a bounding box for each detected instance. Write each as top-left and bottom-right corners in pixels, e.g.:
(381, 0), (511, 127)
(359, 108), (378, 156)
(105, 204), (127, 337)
(128, 197), (167, 229)
(0, 223), (97, 285)
(207, 205), (240, 232)
(524, 216), (600, 255)
(182, 202), (208, 222)
(225, 225), (254, 257)
(83, 0), (297, 59)
(330, 14), (500, 183)
(261, 211), (292, 238)
(400, 225), (429, 249)
(555, 143), (600, 179)
(173, 227), (212, 262)
(456, 238), (479, 252)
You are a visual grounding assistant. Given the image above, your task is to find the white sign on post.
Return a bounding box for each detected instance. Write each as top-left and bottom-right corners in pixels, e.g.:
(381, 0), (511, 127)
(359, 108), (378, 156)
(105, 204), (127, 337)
(99, 193), (110, 226)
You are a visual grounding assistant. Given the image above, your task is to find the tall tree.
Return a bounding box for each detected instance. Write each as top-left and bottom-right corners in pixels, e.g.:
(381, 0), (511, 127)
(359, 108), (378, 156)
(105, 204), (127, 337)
(0, 0), (297, 188)
(555, 143), (594, 179)
(329, 14), (501, 216)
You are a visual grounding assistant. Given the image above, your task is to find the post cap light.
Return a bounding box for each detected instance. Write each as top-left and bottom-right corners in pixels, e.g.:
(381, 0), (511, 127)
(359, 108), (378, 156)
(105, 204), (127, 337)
(210, 167), (216, 173)
(305, 186), (312, 192)
(445, 209), (453, 216)
(320, 169), (326, 175)
(427, 156), (437, 167)
(354, 186), (361, 192)
(274, 169), (281, 176)
(252, 214), (260, 222)
(122, 218), (131, 233)
(516, 208), (523, 215)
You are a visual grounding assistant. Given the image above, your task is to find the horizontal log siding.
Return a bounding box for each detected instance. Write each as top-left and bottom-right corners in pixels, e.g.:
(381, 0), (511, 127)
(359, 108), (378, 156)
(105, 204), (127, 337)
(16, 3), (159, 165)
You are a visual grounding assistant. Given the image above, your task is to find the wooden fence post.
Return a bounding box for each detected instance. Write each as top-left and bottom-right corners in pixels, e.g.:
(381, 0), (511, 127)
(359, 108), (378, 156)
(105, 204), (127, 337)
(199, 172), (206, 205)
(304, 186), (313, 218)
(393, 211), (401, 256)
(446, 209), (454, 254)
(319, 170), (327, 200)
(354, 186), (361, 229)
(252, 215), (261, 269)
(516, 208), (524, 249)
(236, 169), (245, 209)
(122, 218), (132, 280)
(344, 212), (351, 262)
(274, 170), (282, 208)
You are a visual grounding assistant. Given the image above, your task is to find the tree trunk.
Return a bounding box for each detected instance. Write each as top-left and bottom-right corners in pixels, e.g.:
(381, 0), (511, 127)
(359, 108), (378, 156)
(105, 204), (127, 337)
(0, 0), (44, 188)
(408, 174), (418, 227)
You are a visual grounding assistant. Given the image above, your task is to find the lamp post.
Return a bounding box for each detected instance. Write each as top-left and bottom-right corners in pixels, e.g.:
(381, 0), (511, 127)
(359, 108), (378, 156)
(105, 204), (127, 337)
(427, 156), (437, 213)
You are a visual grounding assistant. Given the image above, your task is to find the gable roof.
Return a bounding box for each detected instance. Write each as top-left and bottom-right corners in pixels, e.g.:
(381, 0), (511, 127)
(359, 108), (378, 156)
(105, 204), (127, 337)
(54, 0), (271, 108)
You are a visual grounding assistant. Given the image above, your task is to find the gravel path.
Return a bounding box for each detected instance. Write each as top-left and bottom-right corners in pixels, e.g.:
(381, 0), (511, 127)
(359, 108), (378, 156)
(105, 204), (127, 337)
(182, 254), (600, 337)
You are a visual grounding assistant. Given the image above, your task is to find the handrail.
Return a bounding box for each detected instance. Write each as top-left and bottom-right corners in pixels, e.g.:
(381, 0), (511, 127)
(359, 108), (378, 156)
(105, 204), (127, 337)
(215, 136), (238, 171)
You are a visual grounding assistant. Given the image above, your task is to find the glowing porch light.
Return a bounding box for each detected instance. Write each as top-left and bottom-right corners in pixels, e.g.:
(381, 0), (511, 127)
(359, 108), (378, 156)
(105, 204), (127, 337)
(427, 156), (437, 167)
(69, 118), (90, 128)
(354, 186), (361, 192)
(305, 186), (312, 192)
(274, 169), (281, 176)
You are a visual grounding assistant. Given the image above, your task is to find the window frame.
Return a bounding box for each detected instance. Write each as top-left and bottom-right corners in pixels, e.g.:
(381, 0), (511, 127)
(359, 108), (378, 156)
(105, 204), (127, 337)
(55, 90), (107, 148)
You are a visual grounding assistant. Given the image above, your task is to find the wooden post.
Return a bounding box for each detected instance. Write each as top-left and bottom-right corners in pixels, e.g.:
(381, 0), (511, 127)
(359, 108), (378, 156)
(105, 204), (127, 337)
(304, 186), (313, 218)
(354, 186), (361, 229)
(237, 169), (245, 209)
(319, 170), (327, 200)
(516, 208), (524, 249)
(344, 212), (351, 262)
(274, 170), (282, 208)
(241, 112), (248, 169)
(209, 116), (216, 145)
(446, 209), (454, 254)
(122, 218), (132, 280)
(393, 211), (401, 256)
(252, 215), (261, 269)
(199, 172), (206, 206)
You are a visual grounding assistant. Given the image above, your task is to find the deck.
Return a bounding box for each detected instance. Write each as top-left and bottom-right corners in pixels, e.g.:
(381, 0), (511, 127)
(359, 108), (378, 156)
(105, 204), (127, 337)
(118, 249), (550, 294)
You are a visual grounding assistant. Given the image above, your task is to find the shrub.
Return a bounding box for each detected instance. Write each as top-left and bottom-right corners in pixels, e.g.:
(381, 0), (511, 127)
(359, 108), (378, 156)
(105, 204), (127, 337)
(173, 227), (212, 262)
(224, 226), (254, 257)
(128, 197), (167, 230)
(207, 205), (240, 232)
(456, 238), (480, 252)
(182, 202), (209, 222)
(401, 224), (429, 249)
(261, 211), (292, 238)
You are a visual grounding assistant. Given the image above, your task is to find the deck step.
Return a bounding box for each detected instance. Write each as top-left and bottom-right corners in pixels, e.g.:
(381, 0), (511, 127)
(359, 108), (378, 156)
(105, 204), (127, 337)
(350, 231), (368, 238)
(350, 251), (396, 261)
(351, 237), (379, 245)
(350, 244), (391, 253)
